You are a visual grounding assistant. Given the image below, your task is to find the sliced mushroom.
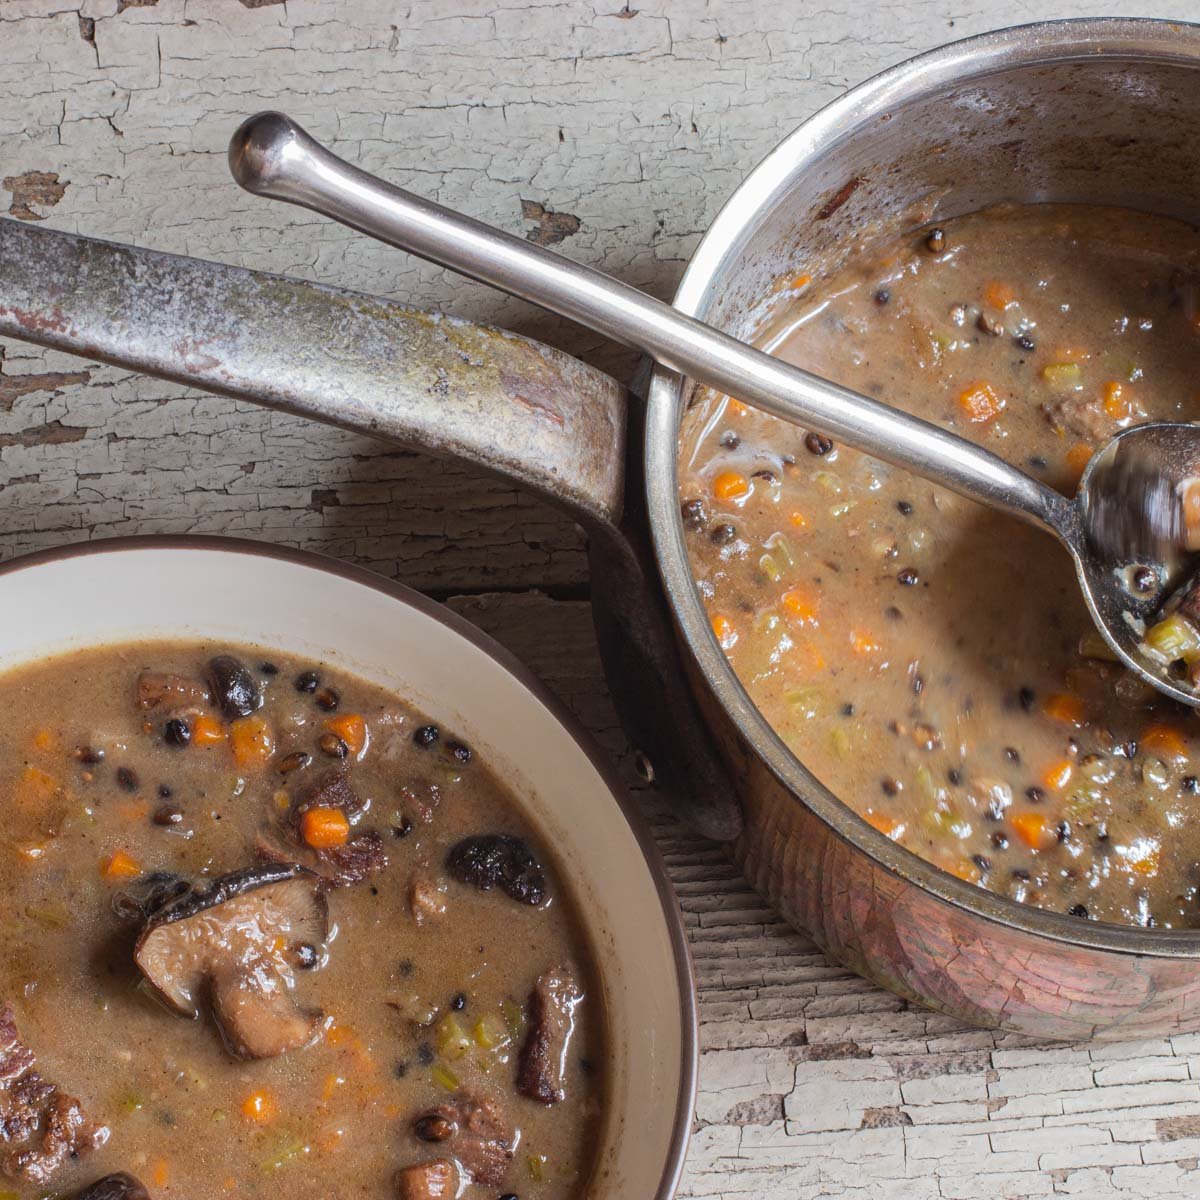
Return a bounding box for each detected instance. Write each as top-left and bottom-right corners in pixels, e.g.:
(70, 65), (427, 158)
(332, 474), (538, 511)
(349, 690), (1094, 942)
(135, 672), (210, 712)
(211, 962), (324, 1060)
(206, 655), (262, 719)
(134, 865), (328, 1060)
(517, 965), (584, 1105)
(111, 872), (191, 926)
(395, 1159), (457, 1200)
(75, 1174), (151, 1200)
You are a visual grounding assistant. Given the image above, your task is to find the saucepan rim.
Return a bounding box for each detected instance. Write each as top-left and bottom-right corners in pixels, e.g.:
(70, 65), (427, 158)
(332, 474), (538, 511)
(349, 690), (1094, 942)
(0, 533), (699, 1200)
(645, 16), (1200, 957)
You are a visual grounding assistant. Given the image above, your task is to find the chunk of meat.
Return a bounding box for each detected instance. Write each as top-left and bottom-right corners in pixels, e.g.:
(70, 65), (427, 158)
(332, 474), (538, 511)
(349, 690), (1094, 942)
(0, 1005), (109, 1184)
(517, 966), (584, 1105)
(319, 830), (387, 886)
(0, 1008), (35, 1085)
(409, 876), (447, 926)
(414, 1094), (512, 1187)
(135, 671), (210, 712)
(289, 769), (365, 827)
(395, 1158), (457, 1200)
(258, 789), (387, 888)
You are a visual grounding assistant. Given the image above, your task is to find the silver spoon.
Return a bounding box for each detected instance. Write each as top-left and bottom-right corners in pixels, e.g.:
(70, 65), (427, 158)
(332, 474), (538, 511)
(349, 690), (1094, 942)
(229, 111), (1200, 707)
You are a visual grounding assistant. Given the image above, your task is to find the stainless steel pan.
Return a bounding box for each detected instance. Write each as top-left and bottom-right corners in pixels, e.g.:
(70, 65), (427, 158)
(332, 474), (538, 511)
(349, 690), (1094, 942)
(4, 17), (1200, 1038)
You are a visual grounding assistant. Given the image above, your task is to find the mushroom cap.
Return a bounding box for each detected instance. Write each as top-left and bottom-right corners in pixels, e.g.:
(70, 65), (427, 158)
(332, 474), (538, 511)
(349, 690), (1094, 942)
(134, 864), (327, 1019)
(73, 1173), (150, 1200)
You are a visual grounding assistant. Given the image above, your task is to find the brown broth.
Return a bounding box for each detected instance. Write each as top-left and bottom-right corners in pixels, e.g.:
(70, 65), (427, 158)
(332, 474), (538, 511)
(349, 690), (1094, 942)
(0, 642), (604, 1198)
(680, 204), (1200, 929)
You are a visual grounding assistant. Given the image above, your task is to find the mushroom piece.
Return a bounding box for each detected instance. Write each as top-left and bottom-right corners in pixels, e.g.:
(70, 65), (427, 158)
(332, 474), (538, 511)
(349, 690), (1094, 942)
(517, 965), (584, 1105)
(446, 834), (546, 905)
(74, 1174), (151, 1200)
(134, 865), (328, 1060)
(395, 1159), (457, 1200)
(206, 655), (262, 719)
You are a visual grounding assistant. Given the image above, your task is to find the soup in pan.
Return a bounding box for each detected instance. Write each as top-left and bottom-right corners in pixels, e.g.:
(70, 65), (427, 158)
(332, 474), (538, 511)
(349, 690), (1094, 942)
(680, 204), (1200, 929)
(0, 644), (603, 1198)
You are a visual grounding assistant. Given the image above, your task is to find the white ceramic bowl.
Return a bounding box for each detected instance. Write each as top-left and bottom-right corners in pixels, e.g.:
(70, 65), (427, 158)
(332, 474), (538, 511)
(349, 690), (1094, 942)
(0, 536), (696, 1199)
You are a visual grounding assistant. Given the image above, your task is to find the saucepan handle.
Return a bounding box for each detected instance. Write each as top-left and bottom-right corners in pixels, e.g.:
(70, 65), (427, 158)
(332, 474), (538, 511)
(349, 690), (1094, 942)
(0, 219), (624, 528)
(0, 220), (743, 841)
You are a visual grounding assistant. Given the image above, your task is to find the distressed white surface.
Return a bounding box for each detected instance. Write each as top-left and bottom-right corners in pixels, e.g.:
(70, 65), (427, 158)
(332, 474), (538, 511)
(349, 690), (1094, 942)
(4, 2), (1200, 1196)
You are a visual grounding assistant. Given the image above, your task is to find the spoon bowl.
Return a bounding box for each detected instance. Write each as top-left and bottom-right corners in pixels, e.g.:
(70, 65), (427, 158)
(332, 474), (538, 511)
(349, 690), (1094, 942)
(1075, 421), (1200, 705)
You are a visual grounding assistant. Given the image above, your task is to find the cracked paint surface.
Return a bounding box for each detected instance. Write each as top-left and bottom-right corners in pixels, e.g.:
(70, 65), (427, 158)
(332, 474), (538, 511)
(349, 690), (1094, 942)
(4, 2), (1200, 1196)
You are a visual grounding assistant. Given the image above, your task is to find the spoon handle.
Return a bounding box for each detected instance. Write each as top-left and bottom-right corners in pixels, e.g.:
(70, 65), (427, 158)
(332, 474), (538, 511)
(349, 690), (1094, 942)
(230, 112), (1073, 539)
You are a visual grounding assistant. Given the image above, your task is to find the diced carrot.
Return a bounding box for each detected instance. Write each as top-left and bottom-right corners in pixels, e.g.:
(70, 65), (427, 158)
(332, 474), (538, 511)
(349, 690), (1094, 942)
(115, 800), (150, 823)
(321, 1072), (345, 1102)
(324, 713), (367, 757)
(781, 587), (819, 626)
(865, 812), (904, 839)
(241, 1088), (278, 1125)
(850, 629), (882, 657)
(1102, 380), (1131, 420)
(788, 511), (809, 530)
(191, 713), (226, 748)
(326, 1024), (354, 1047)
(1065, 443), (1093, 485)
(727, 399), (749, 418)
(792, 272), (812, 290)
(984, 280), (1017, 309)
(1184, 481), (1200, 537)
(1011, 811), (1054, 851)
(30, 728), (57, 753)
(1141, 723), (1189, 760)
(14, 766), (59, 810)
(794, 638), (827, 672)
(957, 382), (1004, 424)
(317, 1127), (345, 1156)
(101, 850), (141, 881)
(151, 1160), (171, 1188)
(712, 470), (750, 502)
(1043, 692), (1084, 726)
(229, 714), (274, 768)
(945, 857), (981, 883)
(710, 613), (738, 650)
(1127, 841), (1161, 877)
(301, 806), (351, 850)
(1041, 759), (1074, 792)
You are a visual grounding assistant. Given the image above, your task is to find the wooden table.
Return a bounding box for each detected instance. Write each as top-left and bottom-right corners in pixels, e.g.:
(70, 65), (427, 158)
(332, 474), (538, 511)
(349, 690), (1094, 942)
(5, 2), (1200, 1195)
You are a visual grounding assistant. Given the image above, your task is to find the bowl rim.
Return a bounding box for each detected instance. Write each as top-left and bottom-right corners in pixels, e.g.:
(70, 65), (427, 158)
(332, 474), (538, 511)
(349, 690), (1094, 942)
(0, 532), (699, 1200)
(645, 16), (1200, 957)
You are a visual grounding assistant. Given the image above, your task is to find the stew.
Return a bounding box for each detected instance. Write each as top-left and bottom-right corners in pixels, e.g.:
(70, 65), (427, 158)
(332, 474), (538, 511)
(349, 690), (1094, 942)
(0, 642), (603, 1198)
(680, 204), (1200, 928)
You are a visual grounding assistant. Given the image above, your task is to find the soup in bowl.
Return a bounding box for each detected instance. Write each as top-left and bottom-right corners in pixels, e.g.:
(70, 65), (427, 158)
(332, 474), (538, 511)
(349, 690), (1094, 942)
(0, 539), (694, 1199)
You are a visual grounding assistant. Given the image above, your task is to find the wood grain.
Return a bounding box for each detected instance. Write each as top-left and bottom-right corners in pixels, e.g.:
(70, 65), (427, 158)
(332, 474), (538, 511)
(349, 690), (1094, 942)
(5, 2), (1200, 1195)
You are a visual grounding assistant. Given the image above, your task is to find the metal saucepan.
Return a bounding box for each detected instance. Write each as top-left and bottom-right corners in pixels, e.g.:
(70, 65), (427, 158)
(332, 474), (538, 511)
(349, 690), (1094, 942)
(3, 18), (1200, 1039)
